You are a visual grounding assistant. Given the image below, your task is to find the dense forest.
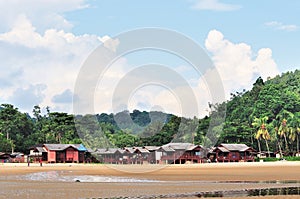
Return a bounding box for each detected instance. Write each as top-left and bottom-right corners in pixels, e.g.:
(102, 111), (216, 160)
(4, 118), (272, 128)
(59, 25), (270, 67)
(0, 70), (299, 156)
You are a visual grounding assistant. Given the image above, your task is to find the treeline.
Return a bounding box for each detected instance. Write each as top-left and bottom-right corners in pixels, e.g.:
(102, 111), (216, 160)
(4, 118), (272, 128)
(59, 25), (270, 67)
(0, 70), (299, 155)
(201, 70), (300, 155)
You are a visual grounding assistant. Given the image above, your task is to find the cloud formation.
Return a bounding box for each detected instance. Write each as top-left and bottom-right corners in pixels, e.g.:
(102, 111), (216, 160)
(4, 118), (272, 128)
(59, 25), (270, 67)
(205, 29), (279, 98)
(52, 89), (73, 104)
(0, 9), (107, 112)
(8, 84), (47, 110)
(265, 21), (298, 32)
(0, 1), (281, 118)
(192, 0), (241, 11)
(0, 0), (88, 32)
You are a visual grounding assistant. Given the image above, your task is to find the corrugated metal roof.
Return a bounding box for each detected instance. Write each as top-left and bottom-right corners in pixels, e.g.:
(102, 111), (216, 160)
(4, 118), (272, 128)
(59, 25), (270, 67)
(0, 152), (10, 156)
(158, 146), (175, 152)
(134, 147), (150, 153)
(34, 147), (47, 153)
(44, 144), (87, 151)
(186, 145), (203, 151)
(217, 147), (230, 152)
(117, 149), (125, 154)
(96, 148), (118, 154)
(162, 143), (194, 150)
(143, 146), (159, 151)
(220, 144), (250, 151)
(124, 147), (135, 153)
(44, 144), (71, 151)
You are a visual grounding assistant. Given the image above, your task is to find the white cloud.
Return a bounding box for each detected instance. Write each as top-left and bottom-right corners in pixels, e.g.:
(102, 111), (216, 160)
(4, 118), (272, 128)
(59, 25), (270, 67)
(265, 21), (298, 32)
(8, 84), (47, 111)
(205, 29), (279, 98)
(92, 30), (280, 118)
(192, 0), (241, 11)
(0, 13), (109, 113)
(0, 0), (88, 32)
(0, 0), (280, 119)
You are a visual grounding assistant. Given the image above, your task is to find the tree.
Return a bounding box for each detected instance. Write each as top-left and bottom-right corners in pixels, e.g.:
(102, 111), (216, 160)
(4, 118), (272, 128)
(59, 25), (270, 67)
(289, 112), (300, 155)
(0, 104), (34, 153)
(276, 110), (293, 152)
(252, 116), (271, 157)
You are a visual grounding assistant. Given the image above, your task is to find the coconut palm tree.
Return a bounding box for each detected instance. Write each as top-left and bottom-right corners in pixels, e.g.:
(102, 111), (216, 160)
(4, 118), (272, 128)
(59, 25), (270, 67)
(252, 116), (271, 157)
(289, 112), (300, 156)
(271, 120), (283, 158)
(278, 118), (290, 151)
(276, 110), (293, 152)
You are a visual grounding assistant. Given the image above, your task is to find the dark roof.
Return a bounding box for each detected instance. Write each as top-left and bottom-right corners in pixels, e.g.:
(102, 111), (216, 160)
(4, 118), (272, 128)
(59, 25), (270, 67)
(33, 147), (47, 153)
(44, 144), (87, 151)
(0, 152), (10, 157)
(134, 147), (150, 154)
(217, 144), (255, 152)
(143, 146), (159, 151)
(186, 145), (204, 151)
(158, 146), (175, 152)
(96, 148), (118, 154)
(28, 144), (44, 150)
(162, 143), (194, 150)
(218, 147), (230, 152)
(124, 147), (135, 153)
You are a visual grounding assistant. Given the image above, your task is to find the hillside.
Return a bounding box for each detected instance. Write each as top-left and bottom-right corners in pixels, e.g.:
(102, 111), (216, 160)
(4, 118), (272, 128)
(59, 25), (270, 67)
(0, 70), (299, 154)
(198, 70), (300, 154)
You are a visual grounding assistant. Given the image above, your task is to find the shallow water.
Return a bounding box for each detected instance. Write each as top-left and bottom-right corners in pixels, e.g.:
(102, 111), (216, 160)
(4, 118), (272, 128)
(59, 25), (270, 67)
(3, 171), (300, 198)
(16, 171), (300, 185)
(21, 171), (160, 183)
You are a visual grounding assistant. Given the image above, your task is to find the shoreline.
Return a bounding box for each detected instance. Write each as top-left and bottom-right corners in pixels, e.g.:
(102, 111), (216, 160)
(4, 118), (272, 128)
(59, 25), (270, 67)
(1, 161), (300, 199)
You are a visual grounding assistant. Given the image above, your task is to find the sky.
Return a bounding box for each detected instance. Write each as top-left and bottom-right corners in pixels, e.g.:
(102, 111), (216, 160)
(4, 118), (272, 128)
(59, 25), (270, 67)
(0, 0), (299, 118)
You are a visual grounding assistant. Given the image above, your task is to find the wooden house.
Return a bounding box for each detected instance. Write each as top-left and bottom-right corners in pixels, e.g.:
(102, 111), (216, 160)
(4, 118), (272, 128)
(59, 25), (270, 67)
(133, 147), (151, 164)
(143, 146), (160, 164)
(159, 143), (206, 164)
(44, 144), (87, 163)
(95, 148), (119, 164)
(210, 143), (255, 162)
(29, 145), (48, 162)
(0, 152), (10, 163)
(10, 152), (25, 163)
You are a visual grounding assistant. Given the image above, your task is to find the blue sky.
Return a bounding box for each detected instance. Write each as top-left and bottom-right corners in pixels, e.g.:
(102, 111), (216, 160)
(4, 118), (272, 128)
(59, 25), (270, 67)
(66, 0), (299, 70)
(0, 0), (298, 117)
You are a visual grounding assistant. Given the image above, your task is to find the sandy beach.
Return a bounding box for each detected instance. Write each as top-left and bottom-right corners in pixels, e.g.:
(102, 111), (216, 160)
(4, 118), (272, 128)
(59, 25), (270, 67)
(1, 161), (300, 199)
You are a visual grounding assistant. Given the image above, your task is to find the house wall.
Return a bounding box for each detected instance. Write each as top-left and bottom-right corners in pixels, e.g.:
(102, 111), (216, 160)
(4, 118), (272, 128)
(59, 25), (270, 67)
(66, 147), (78, 162)
(48, 150), (56, 162)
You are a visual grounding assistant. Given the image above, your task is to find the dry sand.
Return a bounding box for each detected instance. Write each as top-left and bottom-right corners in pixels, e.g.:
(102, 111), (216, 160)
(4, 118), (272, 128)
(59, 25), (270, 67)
(0, 161), (300, 199)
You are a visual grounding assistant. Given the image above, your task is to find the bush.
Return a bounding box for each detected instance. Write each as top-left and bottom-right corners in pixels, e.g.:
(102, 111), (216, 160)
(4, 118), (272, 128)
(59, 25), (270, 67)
(262, 157), (279, 162)
(284, 156), (300, 161)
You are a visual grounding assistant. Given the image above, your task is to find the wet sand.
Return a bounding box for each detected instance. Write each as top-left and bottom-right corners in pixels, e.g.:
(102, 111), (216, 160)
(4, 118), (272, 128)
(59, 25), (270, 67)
(0, 161), (300, 199)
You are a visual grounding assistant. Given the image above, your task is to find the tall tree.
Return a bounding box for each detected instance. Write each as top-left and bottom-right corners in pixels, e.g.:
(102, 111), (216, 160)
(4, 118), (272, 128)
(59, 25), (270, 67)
(276, 110), (293, 152)
(0, 104), (33, 153)
(252, 116), (271, 157)
(289, 112), (300, 155)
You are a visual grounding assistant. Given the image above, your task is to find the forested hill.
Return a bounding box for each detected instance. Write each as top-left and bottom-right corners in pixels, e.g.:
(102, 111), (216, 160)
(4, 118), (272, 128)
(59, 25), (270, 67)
(207, 70), (300, 154)
(0, 70), (299, 154)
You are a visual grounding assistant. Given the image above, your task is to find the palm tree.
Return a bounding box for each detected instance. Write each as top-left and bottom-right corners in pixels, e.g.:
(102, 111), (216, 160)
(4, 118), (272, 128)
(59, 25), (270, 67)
(271, 121), (283, 158)
(276, 110), (293, 152)
(289, 112), (300, 156)
(252, 116), (271, 157)
(278, 118), (290, 151)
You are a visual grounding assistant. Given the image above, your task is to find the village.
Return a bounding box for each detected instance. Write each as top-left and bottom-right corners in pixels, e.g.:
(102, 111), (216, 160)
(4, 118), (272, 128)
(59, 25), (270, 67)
(0, 142), (263, 164)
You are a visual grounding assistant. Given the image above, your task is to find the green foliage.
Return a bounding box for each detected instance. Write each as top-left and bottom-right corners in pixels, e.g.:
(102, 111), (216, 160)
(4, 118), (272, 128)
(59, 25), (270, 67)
(0, 104), (34, 152)
(212, 70), (300, 154)
(284, 156), (300, 161)
(0, 70), (299, 155)
(261, 157), (278, 162)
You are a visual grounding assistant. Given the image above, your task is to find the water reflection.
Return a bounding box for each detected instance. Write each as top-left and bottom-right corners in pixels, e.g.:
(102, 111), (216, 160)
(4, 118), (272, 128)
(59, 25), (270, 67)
(195, 187), (300, 198)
